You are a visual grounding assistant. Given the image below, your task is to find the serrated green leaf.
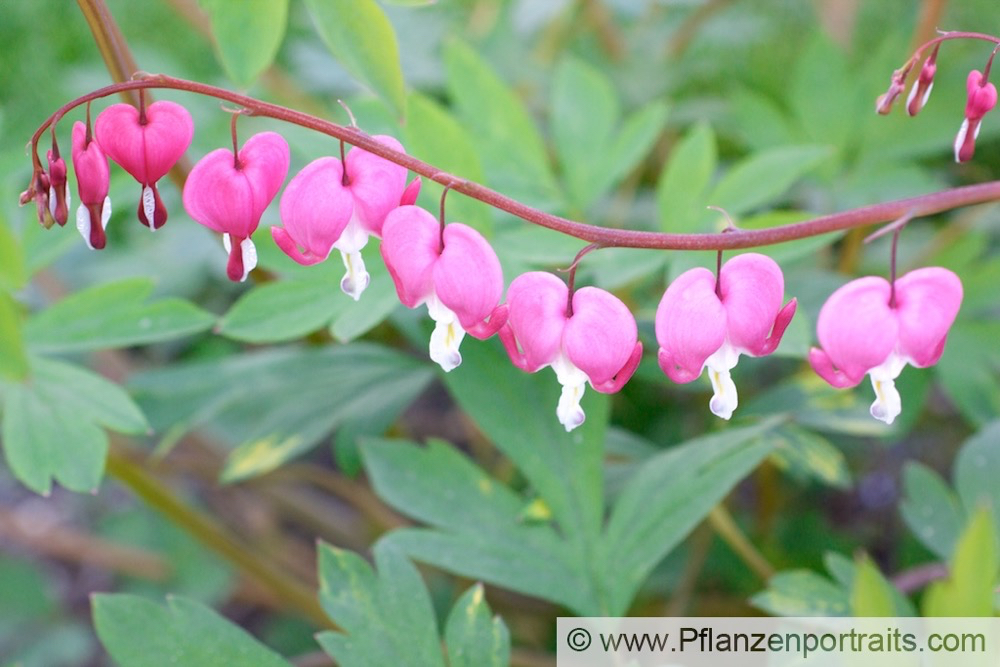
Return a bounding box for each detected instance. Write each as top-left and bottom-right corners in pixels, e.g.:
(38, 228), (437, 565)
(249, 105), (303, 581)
(604, 420), (778, 614)
(751, 570), (850, 617)
(656, 122), (716, 233)
(201, 0), (288, 86)
(850, 556), (896, 617)
(444, 39), (561, 209)
(444, 585), (510, 667)
(317, 541), (445, 667)
(0, 291), (28, 380)
(923, 509), (999, 617)
(93, 594), (293, 667)
(403, 92), (491, 235)
(900, 462), (965, 560)
(217, 279), (344, 343)
(954, 421), (1000, 538)
(25, 278), (214, 353)
(708, 145), (829, 216)
(304, 0), (406, 118)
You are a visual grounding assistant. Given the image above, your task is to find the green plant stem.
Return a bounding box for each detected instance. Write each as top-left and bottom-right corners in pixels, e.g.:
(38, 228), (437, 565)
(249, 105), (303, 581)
(707, 504), (775, 581)
(105, 443), (333, 629)
(26, 75), (1000, 253)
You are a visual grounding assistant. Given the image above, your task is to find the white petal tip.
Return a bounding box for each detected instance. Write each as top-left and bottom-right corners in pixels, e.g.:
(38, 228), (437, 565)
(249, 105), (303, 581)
(556, 382), (587, 432)
(428, 303), (466, 372)
(869, 376), (901, 425)
(76, 203), (93, 250)
(142, 185), (156, 229)
(339, 250), (370, 300)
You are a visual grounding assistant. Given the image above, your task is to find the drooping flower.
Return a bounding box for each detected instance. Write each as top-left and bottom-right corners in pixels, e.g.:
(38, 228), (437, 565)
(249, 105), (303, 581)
(95, 100), (194, 230)
(876, 67), (908, 115)
(955, 69), (997, 162)
(182, 131), (289, 282)
(499, 271), (642, 432)
(808, 267), (962, 425)
(906, 48), (938, 116)
(47, 148), (70, 226)
(380, 205), (507, 371)
(655, 253), (796, 420)
(70, 120), (111, 250)
(272, 136), (417, 300)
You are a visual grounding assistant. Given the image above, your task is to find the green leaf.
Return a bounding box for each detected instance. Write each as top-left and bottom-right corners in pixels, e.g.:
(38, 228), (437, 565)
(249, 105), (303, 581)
(954, 421), (1000, 537)
(603, 420), (778, 614)
(936, 322), (1000, 427)
(605, 100), (669, 194)
(899, 462), (965, 560)
(129, 344), (432, 480)
(923, 508), (999, 617)
(751, 570), (850, 617)
(328, 252), (401, 342)
(25, 278), (214, 353)
(444, 39), (561, 209)
(316, 541), (445, 667)
(0, 292), (28, 380)
(708, 145), (829, 216)
(1, 356), (148, 495)
(404, 92), (491, 235)
(770, 425), (851, 489)
(444, 584), (510, 667)
(0, 215), (26, 290)
(93, 594), (293, 667)
(850, 556), (897, 617)
(217, 279), (343, 343)
(656, 122), (716, 233)
(304, 0), (406, 118)
(201, 0), (289, 86)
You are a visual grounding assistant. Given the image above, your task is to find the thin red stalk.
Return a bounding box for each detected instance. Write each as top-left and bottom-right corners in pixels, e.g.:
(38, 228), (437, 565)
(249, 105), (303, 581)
(27, 75), (1000, 252)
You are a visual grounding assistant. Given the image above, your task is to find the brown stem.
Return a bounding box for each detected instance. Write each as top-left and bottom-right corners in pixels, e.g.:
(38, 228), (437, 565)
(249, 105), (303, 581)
(27, 76), (1000, 252)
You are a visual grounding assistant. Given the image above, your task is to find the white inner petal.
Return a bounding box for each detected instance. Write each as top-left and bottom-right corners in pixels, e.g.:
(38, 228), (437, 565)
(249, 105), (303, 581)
(704, 341), (741, 420)
(142, 185), (156, 230)
(334, 215), (371, 300)
(426, 294), (466, 372)
(868, 351), (907, 425)
(550, 353), (589, 432)
(48, 185), (57, 220)
(955, 118), (970, 161)
(76, 203), (93, 249)
(101, 196), (111, 230)
(223, 234), (257, 283)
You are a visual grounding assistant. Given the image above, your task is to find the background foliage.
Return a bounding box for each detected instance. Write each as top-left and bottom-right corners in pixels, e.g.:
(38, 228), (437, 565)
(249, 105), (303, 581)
(1, 0), (999, 665)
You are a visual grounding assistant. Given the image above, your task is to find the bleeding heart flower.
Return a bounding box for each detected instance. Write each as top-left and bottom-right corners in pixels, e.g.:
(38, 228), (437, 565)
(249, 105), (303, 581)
(47, 148), (70, 226)
(808, 267), (962, 425)
(955, 69), (997, 162)
(906, 48), (938, 117)
(95, 100), (194, 230)
(182, 131), (289, 282)
(272, 135), (416, 300)
(381, 205), (507, 372)
(499, 271), (642, 432)
(70, 120), (111, 250)
(655, 253), (796, 420)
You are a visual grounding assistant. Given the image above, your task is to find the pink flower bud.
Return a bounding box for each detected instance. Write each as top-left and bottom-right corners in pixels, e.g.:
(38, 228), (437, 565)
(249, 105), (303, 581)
(21, 167), (54, 229)
(95, 101), (194, 230)
(272, 135), (415, 300)
(876, 70), (907, 115)
(46, 149), (70, 226)
(906, 56), (937, 116)
(70, 121), (111, 250)
(381, 205), (507, 372)
(655, 253), (796, 420)
(955, 70), (998, 163)
(182, 132), (289, 282)
(499, 271), (642, 432)
(808, 267), (962, 425)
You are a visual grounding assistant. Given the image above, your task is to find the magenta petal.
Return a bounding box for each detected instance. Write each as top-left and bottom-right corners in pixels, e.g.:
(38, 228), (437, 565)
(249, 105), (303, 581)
(380, 205), (439, 308)
(564, 287), (638, 387)
(654, 267), (726, 383)
(239, 132), (290, 222)
(894, 267), (963, 367)
(277, 157), (353, 262)
(71, 121), (110, 205)
(95, 101), (194, 184)
(345, 135), (408, 236)
(720, 253), (787, 355)
(271, 227), (324, 266)
(505, 272), (568, 372)
(807, 346), (859, 388)
(400, 177), (422, 206)
(435, 223), (504, 331)
(814, 276), (897, 386)
(591, 341), (643, 393)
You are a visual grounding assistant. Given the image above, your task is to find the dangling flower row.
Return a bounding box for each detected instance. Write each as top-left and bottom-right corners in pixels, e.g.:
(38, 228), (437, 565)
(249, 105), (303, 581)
(878, 31), (999, 163)
(21, 78), (970, 432)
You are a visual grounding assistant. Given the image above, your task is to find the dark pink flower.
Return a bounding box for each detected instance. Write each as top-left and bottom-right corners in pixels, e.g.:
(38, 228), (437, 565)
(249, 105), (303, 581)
(95, 101), (194, 230)
(809, 267), (962, 425)
(182, 132), (289, 282)
(906, 51), (938, 116)
(46, 148), (70, 226)
(499, 271), (642, 431)
(955, 69), (997, 163)
(380, 205), (506, 371)
(70, 120), (111, 250)
(655, 253), (796, 420)
(273, 136), (415, 300)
